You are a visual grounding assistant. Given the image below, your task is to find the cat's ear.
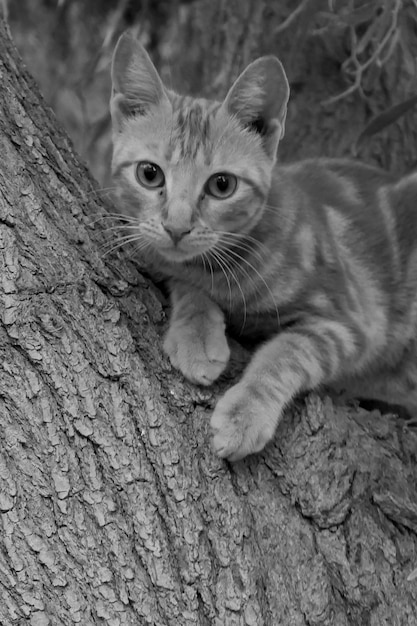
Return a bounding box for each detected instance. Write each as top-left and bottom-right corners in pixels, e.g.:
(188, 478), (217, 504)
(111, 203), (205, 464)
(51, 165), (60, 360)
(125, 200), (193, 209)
(223, 56), (289, 158)
(110, 32), (169, 130)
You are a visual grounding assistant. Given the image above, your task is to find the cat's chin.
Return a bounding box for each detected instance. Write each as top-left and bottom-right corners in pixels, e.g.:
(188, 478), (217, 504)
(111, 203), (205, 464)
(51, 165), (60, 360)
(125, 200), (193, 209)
(155, 247), (202, 264)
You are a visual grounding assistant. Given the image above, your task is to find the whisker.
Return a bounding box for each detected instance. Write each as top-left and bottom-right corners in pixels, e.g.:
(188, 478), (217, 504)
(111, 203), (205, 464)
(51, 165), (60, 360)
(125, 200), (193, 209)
(200, 253), (208, 288)
(87, 213), (139, 227)
(212, 247), (248, 331)
(217, 234), (264, 264)
(209, 249), (233, 314)
(215, 244), (262, 322)
(131, 240), (153, 260)
(91, 211), (130, 219)
(217, 244), (280, 328)
(216, 230), (270, 256)
(202, 251), (215, 295)
(99, 231), (142, 245)
(263, 204), (283, 214)
(89, 212), (137, 220)
(100, 234), (146, 257)
(99, 223), (141, 233)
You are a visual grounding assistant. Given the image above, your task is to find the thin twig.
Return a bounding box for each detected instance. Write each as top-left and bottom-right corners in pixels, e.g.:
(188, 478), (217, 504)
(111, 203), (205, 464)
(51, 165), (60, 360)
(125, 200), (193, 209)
(273, 0), (311, 34)
(322, 0), (402, 106)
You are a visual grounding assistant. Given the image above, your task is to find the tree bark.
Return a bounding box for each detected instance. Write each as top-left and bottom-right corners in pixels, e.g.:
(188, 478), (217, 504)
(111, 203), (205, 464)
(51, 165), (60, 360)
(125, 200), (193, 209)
(0, 15), (417, 626)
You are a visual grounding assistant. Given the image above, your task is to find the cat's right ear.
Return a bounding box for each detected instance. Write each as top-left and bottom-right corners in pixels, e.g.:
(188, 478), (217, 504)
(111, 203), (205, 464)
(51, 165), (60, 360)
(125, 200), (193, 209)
(110, 32), (169, 130)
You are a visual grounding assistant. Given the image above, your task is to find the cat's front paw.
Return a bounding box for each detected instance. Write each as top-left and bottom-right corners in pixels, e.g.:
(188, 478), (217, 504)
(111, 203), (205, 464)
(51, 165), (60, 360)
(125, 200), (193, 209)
(211, 382), (280, 461)
(163, 316), (230, 386)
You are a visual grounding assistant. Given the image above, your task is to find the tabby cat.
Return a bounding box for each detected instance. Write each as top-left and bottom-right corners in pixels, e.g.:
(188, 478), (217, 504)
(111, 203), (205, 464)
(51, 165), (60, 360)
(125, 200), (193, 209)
(110, 33), (417, 461)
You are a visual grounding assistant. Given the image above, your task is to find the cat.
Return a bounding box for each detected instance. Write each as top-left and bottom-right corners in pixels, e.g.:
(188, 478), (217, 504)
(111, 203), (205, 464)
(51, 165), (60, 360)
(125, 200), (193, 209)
(110, 32), (417, 461)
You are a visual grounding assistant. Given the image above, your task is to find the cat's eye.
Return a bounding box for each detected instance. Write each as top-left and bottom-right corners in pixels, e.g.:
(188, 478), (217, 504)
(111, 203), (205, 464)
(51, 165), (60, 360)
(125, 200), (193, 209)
(205, 173), (237, 199)
(136, 162), (165, 189)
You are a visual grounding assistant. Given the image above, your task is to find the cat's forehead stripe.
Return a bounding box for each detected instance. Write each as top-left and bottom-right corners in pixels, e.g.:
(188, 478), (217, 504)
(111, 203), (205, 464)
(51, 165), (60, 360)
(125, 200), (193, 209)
(166, 98), (219, 162)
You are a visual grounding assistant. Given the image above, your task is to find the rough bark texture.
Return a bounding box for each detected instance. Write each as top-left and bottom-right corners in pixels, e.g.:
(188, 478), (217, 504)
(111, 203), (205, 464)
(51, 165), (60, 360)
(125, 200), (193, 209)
(1, 15), (417, 626)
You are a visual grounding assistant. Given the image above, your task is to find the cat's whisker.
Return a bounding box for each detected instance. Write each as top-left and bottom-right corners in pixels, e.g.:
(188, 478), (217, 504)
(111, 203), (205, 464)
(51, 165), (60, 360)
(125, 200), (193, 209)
(220, 253), (249, 332)
(211, 247), (248, 330)
(93, 210), (126, 216)
(215, 243), (262, 321)
(206, 254), (215, 295)
(218, 245), (280, 328)
(99, 223), (141, 233)
(217, 234), (264, 264)
(88, 215), (118, 227)
(201, 252), (215, 296)
(85, 188), (118, 200)
(87, 212), (138, 227)
(131, 240), (153, 260)
(99, 229), (142, 244)
(216, 230), (270, 256)
(100, 240), (134, 257)
(97, 214), (137, 221)
(100, 234), (146, 257)
(263, 204), (284, 215)
(209, 249), (234, 315)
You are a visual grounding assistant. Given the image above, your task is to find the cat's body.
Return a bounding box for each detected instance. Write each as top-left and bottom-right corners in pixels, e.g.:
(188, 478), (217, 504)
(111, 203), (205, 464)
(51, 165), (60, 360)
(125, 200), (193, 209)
(110, 33), (417, 460)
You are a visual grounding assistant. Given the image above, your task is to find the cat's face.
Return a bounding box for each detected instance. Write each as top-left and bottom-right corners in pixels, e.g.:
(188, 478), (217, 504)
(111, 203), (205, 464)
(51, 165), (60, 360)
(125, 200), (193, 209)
(110, 34), (289, 264)
(112, 98), (275, 263)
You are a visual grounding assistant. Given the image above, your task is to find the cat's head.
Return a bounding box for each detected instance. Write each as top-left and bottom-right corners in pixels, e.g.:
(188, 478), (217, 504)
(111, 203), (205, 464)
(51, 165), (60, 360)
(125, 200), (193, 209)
(110, 32), (289, 263)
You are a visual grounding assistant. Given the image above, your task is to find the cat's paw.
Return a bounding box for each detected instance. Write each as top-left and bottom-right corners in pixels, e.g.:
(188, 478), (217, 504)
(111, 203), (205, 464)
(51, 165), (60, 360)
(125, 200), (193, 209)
(163, 317), (230, 386)
(211, 382), (280, 461)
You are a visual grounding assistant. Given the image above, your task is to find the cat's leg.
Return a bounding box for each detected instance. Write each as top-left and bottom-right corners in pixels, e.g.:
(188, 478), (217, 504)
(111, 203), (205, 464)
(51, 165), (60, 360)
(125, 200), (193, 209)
(211, 316), (375, 460)
(164, 281), (230, 386)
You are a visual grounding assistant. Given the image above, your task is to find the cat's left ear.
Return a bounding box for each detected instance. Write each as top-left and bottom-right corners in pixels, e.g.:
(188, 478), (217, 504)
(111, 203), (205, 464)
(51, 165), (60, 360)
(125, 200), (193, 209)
(110, 32), (170, 131)
(223, 56), (290, 159)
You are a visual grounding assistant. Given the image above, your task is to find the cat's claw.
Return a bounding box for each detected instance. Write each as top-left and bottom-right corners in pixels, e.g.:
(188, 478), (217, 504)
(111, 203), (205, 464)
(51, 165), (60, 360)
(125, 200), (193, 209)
(211, 382), (279, 461)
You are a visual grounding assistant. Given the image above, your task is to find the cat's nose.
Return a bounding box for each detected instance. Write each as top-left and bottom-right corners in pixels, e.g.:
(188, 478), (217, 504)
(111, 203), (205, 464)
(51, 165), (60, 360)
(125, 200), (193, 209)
(162, 223), (191, 245)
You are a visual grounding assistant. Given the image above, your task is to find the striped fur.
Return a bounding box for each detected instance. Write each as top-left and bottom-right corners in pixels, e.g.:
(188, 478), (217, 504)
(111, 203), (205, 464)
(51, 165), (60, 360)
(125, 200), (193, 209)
(110, 34), (417, 460)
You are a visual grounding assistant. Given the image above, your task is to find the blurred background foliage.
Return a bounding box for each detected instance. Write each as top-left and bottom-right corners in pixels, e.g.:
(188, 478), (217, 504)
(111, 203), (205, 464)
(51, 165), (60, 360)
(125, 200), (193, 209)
(7, 0), (417, 186)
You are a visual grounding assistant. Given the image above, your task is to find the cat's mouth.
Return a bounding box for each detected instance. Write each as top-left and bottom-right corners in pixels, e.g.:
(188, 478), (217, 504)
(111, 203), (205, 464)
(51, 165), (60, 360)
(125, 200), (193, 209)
(139, 222), (219, 263)
(155, 245), (205, 263)
(151, 230), (217, 263)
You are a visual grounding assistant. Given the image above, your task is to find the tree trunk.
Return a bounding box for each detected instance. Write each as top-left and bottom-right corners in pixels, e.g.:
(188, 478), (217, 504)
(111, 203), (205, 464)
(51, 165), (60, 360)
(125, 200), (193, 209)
(1, 14), (417, 626)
